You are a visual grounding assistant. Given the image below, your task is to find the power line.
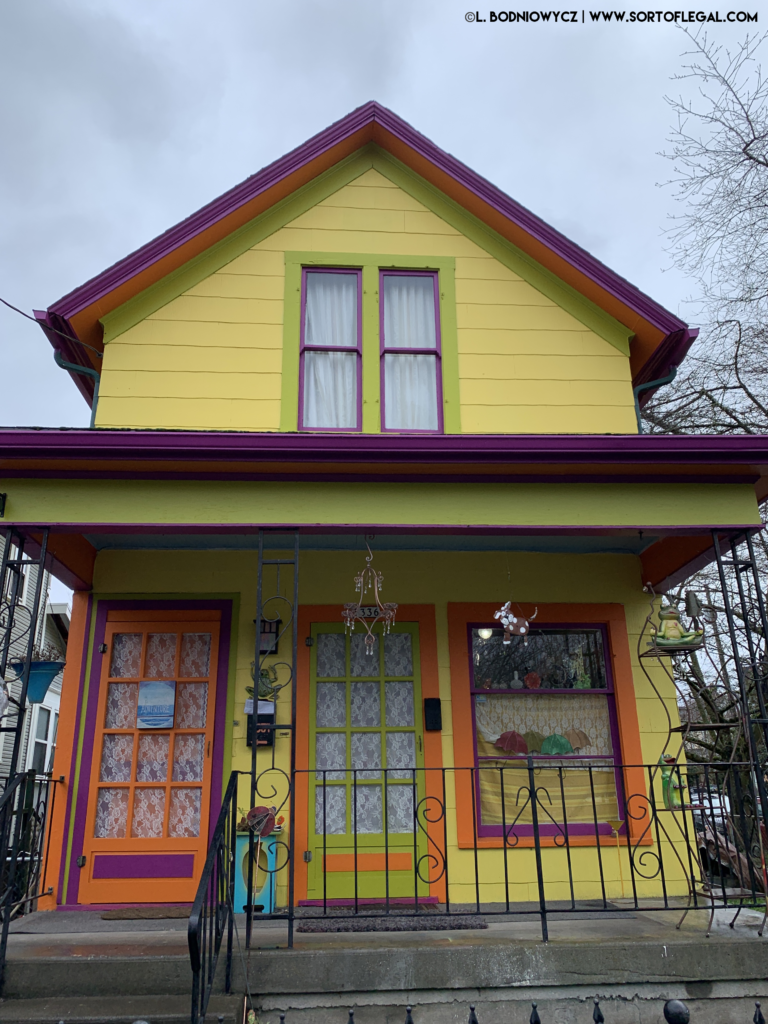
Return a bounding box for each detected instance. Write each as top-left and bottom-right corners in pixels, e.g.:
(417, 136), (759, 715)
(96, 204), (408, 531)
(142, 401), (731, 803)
(0, 296), (102, 359)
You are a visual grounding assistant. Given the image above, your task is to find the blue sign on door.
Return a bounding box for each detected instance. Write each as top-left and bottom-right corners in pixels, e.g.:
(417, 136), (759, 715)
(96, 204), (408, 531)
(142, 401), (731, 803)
(137, 680), (176, 729)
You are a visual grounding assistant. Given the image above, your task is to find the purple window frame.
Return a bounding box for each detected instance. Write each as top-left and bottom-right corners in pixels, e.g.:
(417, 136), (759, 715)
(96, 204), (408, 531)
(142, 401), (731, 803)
(299, 267), (363, 432)
(379, 270), (444, 434)
(467, 622), (625, 839)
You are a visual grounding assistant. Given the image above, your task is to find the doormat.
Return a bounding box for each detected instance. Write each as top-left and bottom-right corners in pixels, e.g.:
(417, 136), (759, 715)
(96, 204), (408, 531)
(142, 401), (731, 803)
(297, 915), (487, 932)
(101, 907), (190, 920)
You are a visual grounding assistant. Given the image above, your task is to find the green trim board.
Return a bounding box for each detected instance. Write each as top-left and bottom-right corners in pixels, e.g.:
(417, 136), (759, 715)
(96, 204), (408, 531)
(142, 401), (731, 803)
(99, 144), (631, 359)
(5, 479), (761, 530)
(280, 252), (460, 434)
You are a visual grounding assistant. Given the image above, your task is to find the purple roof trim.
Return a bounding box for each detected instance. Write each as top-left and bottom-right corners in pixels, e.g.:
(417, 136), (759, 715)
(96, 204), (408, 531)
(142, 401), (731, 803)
(45, 101), (688, 343)
(1, 428), (768, 467)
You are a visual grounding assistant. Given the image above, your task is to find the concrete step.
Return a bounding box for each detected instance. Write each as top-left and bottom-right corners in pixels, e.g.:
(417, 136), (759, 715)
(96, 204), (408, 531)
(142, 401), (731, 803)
(0, 994), (240, 1024)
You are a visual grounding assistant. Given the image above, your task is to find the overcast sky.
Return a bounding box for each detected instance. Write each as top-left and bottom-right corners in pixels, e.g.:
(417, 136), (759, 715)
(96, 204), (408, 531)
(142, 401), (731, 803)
(0, 1), (756, 601)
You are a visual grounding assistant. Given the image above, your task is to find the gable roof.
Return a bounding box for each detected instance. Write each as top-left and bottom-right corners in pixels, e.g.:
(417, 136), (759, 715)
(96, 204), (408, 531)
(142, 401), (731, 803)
(35, 101), (696, 406)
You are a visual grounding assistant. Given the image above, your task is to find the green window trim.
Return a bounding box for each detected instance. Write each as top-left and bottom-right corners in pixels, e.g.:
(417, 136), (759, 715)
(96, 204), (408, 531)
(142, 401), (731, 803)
(281, 252), (461, 434)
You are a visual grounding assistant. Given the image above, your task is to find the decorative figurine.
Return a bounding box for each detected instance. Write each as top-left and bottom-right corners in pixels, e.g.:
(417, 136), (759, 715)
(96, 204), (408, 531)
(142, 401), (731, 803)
(524, 671), (541, 689)
(509, 670), (523, 688)
(659, 754), (686, 810)
(494, 602), (538, 645)
(650, 603), (704, 651)
(248, 662), (287, 701)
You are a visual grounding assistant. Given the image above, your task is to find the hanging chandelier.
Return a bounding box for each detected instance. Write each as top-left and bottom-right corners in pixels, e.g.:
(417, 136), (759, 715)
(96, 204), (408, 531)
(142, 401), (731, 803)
(342, 543), (397, 655)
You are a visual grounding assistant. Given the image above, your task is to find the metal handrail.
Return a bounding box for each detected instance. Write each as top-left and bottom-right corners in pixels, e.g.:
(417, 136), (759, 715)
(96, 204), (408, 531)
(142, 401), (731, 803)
(188, 770), (239, 1024)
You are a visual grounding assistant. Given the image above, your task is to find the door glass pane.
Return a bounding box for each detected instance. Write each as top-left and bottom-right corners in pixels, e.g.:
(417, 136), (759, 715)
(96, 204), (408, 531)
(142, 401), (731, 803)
(100, 734), (134, 782)
(315, 786), (346, 835)
(35, 708), (50, 742)
(384, 353), (438, 431)
(110, 634), (142, 679)
(131, 788), (166, 838)
(316, 634), (346, 677)
(315, 733), (346, 780)
(176, 683), (208, 729)
(386, 732), (415, 779)
(169, 788), (201, 838)
(384, 633), (413, 676)
(145, 634), (177, 678)
(179, 633), (211, 678)
(350, 634), (378, 676)
(94, 788), (129, 838)
(316, 683), (346, 727)
(105, 683), (138, 729)
(385, 682), (414, 726)
(387, 786), (415, 833)
(351, 732), (381, 779)
(136, 734), (170, 782)
(172, 734), (205, 782)
(350, 681), (380, 727)
(354, 786), (382, 833)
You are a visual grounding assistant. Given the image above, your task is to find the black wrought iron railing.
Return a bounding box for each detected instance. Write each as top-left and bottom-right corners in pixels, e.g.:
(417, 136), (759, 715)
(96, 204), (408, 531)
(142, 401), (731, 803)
(188, 770), (239, 1024)
(0, 769), (60, 995)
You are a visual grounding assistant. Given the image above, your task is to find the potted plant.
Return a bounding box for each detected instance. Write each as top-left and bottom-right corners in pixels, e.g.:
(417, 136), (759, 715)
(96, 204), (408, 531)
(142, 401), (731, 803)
(9, 642), (66, 704)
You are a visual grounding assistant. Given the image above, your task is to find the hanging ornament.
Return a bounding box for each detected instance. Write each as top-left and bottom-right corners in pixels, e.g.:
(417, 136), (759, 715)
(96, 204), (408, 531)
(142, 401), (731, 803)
(494, 601), (538, 645)
(342, 543), (398, 655)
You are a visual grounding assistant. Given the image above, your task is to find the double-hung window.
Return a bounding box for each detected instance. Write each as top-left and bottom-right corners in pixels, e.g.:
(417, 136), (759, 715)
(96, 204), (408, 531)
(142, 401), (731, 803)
(381, 271), (442, 432)
(300, 269), (362, 431)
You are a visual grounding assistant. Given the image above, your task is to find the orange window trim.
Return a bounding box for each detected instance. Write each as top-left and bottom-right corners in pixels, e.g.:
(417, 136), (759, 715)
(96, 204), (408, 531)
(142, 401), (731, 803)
(293, 604), (442, 903)
(446, 602), (648, 850)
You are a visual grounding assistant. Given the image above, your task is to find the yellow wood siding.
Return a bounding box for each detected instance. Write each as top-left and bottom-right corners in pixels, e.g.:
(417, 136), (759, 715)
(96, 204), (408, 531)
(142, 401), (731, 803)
(96, 167), (636, 434)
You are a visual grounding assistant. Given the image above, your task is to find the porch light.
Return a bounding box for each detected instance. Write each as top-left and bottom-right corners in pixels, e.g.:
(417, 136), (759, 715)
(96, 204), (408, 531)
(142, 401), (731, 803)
(477, 628), (494, 640)
(258, 618), (281, 655)
(342, 543), (397, 655)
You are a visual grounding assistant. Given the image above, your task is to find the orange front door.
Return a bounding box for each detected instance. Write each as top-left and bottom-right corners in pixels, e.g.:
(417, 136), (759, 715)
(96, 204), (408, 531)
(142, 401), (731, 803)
(79, 611), (220, 904)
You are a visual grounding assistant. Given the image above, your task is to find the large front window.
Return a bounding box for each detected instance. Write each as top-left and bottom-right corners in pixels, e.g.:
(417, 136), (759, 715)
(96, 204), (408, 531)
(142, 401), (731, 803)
(469, 625), (620, 836)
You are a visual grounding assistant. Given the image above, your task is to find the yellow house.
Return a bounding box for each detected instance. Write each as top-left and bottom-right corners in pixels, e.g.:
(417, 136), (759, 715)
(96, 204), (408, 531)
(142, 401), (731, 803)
(2, 103), (767, 932)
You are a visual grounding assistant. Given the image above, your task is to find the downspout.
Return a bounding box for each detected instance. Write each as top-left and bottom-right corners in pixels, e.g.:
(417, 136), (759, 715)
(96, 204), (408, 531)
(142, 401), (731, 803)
(53, 350), (100, 429)
(632, 366), (677, 434)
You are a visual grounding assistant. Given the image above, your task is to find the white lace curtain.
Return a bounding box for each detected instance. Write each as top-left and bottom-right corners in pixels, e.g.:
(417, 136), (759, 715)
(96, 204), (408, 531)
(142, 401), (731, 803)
(383, 275), (439, 431)
(303, 272), (358, 429)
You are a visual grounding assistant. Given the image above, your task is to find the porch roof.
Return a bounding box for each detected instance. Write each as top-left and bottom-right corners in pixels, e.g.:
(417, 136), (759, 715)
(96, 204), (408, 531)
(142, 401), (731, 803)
(1, 428), (766, 594)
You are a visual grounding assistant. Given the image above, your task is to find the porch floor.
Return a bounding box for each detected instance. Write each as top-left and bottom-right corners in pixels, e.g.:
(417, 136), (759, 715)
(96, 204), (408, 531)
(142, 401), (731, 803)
(5, 901), (767, 959)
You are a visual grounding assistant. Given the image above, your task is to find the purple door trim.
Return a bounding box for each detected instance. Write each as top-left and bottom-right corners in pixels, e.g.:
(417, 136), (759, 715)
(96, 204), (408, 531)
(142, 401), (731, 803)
(65, 598), (232, 905)
(92, 853), (195, 880)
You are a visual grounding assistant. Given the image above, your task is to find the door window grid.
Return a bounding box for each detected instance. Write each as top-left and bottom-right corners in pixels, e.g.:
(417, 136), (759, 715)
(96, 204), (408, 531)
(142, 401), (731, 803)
(313, 628), (420, 836)
(93, 628), (212, 840)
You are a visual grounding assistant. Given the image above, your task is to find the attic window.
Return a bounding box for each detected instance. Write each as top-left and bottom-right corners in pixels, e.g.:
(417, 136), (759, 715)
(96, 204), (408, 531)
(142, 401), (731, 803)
(381, 271), (442, 432)
(300, 269), (362, 431)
